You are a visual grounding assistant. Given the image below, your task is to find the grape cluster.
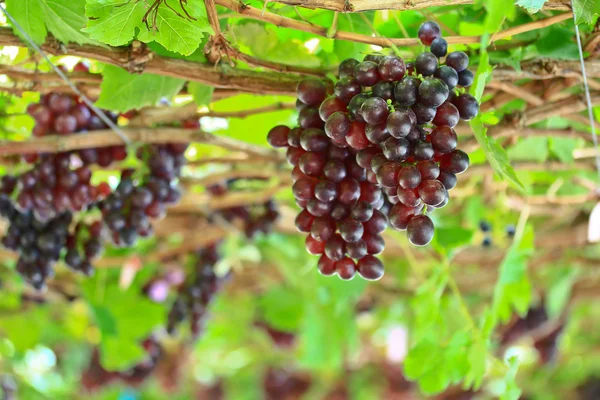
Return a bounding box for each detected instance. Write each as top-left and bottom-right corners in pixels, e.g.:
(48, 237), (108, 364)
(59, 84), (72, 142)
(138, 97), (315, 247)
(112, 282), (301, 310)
(268, 21), (477, 280)
(64, 220), (105, 277)
(26, 92), (127, 166)
(101, 143), (187, 247)
(207, 179), (280, 238)
(166, 244), (230, 339)
(12, 154), (111, 221)
(0, 192), (71, 289)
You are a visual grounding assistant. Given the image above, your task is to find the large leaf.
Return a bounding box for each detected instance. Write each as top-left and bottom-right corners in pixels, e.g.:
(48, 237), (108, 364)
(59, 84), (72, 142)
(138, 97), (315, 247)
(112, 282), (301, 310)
(573, 0), (600, 24)
(84, 0), (212, 55)
(96, 65), (185, 112)
(6, 0), (94, 45)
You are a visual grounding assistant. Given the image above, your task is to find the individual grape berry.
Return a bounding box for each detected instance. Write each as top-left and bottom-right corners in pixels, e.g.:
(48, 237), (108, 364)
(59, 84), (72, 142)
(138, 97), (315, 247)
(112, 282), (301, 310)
(298, 107), (324, 129)
(430, 126), (457, 153)
(363, 209), (387, 234)
(338, 58), (359, 78)
(418, 21), (442, 46)
(346, 240), (368, 259)
(360, 97), (389, 125)
(363, 233), (384, 255)
(407, 215), (434, 246)
(458, 70), (474, 87)
(354, 61), (381, 87)
(372, 81), (394, 101)
(346, 159), (367, 182)
(317, 255), (337, 276)
(394, 77), (420, 107)
(300, 151), (327, 176)
(398, 166), (421, 190)
(339, 218), (364, 243)
(359, 182), (382, 205)
(48, 93), (74, 114)
(376, 162), (401, 187)
(295, 209), (315, 232)
(378, 56), (406, 81)
(324, 160), (347, 183)
(434, 66), (459, 89)
(347, 93), (370, 122)
(416, 160), (440, 180)
(336, 258), (356, 280)
(397, 188), (422, 207)
(350, 201), (373, 222)
(307, 199), (333, 217)
(338, 179), (361, 204)
(325, 234), (346, 261)
(418, 180), (446, 206)
(300, 128), (329, 152)
(311, 217), (335, 241)
(331, 203), (350, 221)
(325, 111), (351, 140)
(365, 123), (390, 144)
(328, 146), (350, 160)
(357, 255), (384, 280)
(319, 96), (347, 121)
(388, 203), (420, 231)
(306, 235), (326, 255)
(433, 102), (460, 128)
(445, 51), (469, 72)
(411, 103), (436, 125)
(430, 37), (448, 58)
(344, 121), (369, 150)
(54, 115), (78, 134)
(415, 52), (438, 76)
(412, 141), (434, 161)
(382, 137), (410, 162)
(267, 125), (290, 148)
(386, 109), (415, 139)
(418, 78), (449, 107)
(440, 149), (470, 174)
(334, 77), (362, 104)
(438, 171), (457, 190)
(286, 147), (305, 166)
(453, 94), (479, 120)
(292, 178), (316, 200)
(315, 180), (337, 203)
(297, 79), (327, 106)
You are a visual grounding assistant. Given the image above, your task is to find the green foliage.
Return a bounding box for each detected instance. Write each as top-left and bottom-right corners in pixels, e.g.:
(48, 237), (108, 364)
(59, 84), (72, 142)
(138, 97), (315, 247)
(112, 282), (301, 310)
(516, 0), (549, 13)
(6, 0), (95, 45)
(573, 0), (600, 24)
(188, 82), (214, 107)
(84, 0), (212, 55)
(96, 65), (185, 112)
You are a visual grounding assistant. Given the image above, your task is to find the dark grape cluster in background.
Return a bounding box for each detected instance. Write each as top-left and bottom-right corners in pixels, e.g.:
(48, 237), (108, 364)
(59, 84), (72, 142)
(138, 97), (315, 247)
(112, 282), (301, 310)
(267, 21), (477, 281)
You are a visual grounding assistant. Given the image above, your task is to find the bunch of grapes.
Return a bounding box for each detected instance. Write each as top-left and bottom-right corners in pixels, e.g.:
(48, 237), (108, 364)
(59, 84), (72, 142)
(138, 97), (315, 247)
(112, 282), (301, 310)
(207, 180), (280, 238)
(63, 220), (105, 277)
(26, 92), (127, 166)
(166, 244), (230, 339)
(267, 21), (477, 280)
(11, 153), (111, 222)
(101, 143), (187, 247)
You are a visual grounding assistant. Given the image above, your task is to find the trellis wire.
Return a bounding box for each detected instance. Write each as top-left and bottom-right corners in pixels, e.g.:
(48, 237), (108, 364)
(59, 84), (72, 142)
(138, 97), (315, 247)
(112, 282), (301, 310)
(571, 2), (600, 183)
(0, 5), (131, 145)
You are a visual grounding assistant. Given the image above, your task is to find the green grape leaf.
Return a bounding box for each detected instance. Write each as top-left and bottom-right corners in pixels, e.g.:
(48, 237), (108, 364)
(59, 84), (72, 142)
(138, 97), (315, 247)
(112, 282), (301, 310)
(83, 0), (146, 47)
(5, 0), (47, 44)
(96, 65), (185, 112)
(573, 0), (600, 24)
(84, 0), (211, 55)
(471, 117), (527, 193)
(136, 0), (212, 56)
(515, 0), (548, 13)
(508, 137), (549, 162)
(6, 0), (94, 45)
(492, 224), (535, 324)
(188, 82), (214, 106)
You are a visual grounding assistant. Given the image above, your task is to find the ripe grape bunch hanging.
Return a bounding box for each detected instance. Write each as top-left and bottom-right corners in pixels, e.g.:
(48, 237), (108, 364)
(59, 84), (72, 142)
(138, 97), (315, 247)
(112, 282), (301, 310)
(268, 21), (478, 281)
